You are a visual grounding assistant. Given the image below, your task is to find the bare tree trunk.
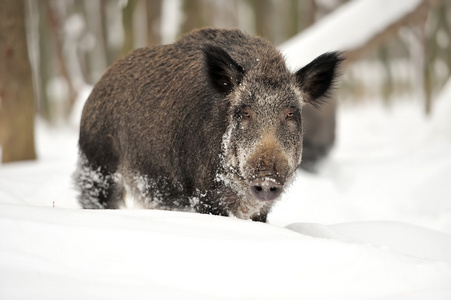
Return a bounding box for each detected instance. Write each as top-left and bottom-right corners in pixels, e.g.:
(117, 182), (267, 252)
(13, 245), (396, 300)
(100, 0), (116, 66)
(379, 45), (393, 103)
(439, 4), (451, 73)
(122, 0), (138, 56)
(146, 0), (162, 46)
(305, 0), (317, 27)
(248, 0), (273, 41)
(285, 0), (299, 39)
(0, 0), (37, 162)
(45, 0), (77, 116)
(181, 0), (212, 36)
(423, 20), (433, 115)
(423, 2), (450, 115)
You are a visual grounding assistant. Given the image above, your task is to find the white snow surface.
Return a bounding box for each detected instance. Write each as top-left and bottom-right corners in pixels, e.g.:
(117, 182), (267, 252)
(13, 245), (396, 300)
(279, 0), (423, 70)
(1, 80), (451, 298)
(3, 1), (449, 296)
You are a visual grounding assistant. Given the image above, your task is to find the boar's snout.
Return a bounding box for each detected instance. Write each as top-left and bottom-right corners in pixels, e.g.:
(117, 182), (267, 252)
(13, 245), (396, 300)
(244, 134), (291, 201)
(249, 179), (284, 201)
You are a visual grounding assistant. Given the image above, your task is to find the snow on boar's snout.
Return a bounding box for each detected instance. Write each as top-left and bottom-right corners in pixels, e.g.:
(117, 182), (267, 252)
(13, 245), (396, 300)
(75, 28), (343, 222)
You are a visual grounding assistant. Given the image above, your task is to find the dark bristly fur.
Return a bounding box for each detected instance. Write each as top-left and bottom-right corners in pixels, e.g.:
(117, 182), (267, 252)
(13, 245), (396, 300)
(74, 28), (343, 222)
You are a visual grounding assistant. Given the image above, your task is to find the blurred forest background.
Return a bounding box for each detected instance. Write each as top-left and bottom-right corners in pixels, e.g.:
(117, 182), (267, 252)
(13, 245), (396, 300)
(0, 0), (450, 163)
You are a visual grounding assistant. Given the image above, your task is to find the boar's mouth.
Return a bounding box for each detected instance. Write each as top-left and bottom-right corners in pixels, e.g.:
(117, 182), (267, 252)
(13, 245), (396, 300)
(248, 178), (284, 201)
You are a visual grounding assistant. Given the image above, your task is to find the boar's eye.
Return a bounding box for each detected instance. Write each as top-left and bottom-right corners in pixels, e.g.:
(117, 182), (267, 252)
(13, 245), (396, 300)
(242, 108), (253, 120)
(284, 109), (296, 121)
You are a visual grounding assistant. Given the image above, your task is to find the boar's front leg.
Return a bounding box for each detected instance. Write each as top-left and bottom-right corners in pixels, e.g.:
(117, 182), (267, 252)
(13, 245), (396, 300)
(74, 153), (124, 209)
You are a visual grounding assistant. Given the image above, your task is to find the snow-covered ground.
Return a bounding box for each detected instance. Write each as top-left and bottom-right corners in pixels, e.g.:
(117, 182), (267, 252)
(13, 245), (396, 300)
(3, 0), (449, 297)
(1, 78), (451, 299)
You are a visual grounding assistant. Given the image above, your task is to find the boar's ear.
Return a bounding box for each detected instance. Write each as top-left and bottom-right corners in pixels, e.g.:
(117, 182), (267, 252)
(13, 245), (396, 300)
(203, 44), (245, 95)
(295, 52), (344, 108)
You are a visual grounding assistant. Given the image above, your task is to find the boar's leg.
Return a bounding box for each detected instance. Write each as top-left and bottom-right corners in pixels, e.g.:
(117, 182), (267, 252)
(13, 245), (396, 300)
(251, 213), (268, 223)
(74, 153), (124, 209)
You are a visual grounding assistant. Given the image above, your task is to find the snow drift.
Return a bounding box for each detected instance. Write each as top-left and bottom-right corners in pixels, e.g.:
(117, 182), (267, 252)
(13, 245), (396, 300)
(1, 204), (450, 300)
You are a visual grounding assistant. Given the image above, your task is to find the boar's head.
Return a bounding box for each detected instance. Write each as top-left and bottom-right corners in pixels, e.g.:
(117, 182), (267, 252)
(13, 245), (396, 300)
(204, 44), (343, 206)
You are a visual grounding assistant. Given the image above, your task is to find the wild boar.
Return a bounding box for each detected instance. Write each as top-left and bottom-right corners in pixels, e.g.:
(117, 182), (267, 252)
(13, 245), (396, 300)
(74, 28), (343, 222)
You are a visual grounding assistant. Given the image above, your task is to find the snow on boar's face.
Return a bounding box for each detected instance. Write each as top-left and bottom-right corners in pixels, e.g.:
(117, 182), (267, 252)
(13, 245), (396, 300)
(204, 45), (343, 206)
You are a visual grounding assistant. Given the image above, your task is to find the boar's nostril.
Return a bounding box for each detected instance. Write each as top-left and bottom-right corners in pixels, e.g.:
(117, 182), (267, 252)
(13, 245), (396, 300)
(249, 179), (284, 201)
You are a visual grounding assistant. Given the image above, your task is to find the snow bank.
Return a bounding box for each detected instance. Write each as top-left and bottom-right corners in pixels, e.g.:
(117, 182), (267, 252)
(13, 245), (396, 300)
(1, 203), (451, 300)
(279, 0), (423, 70)
(287, 221), (451, 263)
